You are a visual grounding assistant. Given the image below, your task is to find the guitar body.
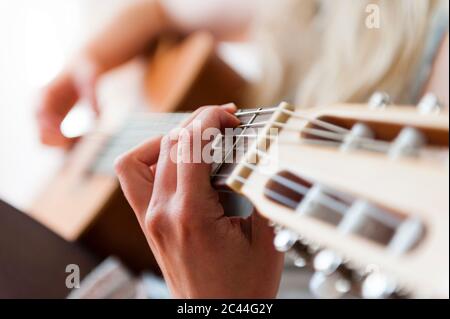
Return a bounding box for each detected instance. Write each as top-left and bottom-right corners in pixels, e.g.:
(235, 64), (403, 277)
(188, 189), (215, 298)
(145, 32), (247, 112)
(29, 32), (248, 272)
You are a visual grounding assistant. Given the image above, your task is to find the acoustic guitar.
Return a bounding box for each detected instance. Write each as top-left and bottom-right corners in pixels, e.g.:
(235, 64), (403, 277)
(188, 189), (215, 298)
(29, 31), (248, 272)
(34, 87), (448, 298)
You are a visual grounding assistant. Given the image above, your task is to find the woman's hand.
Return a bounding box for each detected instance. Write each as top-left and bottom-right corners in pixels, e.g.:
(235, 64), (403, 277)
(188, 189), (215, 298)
(36, 56), (101, 147)
(115, 105), (284, 298)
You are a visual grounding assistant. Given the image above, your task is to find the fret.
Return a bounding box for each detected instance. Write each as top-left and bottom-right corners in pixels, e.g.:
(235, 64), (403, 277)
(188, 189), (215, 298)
(210, 109), (261, 184)
(90, 107), (278, 178)
(234, 107), (278, 117)
(212, 108), (277, 186)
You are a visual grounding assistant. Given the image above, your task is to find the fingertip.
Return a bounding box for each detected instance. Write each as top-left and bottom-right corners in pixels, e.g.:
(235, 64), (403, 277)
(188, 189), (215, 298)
(220, 103), (237, 113)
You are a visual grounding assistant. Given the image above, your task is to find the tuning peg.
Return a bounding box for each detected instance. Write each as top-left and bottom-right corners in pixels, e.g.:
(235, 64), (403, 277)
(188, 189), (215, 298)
(388, 127), (426, 159)
(287, 240), (315, 268)
(296, 185), (323, 215)
(309, 250), (352, 299)
(387, 217), (424, 255)
(417, 93), (442, 115)
(361, 271), (396, 299)
(313, 250), (342, 275)
(309, 271), (352, 299)
(273, 229), (298, 252)
(341, 123), (375, 152)
(368, 92), (391, 110)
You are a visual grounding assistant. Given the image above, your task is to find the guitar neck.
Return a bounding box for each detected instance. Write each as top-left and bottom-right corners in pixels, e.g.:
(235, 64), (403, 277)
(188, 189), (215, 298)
(89, 108), (277, 187)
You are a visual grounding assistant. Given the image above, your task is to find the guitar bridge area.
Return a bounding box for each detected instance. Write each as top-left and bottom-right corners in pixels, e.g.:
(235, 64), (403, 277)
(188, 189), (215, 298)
(264, 171), (426, 255)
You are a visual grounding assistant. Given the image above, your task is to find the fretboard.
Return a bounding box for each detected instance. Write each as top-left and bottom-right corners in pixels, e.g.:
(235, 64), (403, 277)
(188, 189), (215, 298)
(90, 108), (277, 183)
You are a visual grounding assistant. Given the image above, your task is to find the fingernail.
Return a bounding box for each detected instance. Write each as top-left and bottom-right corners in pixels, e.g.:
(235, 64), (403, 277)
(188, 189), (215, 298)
(220, 103), (237, 112)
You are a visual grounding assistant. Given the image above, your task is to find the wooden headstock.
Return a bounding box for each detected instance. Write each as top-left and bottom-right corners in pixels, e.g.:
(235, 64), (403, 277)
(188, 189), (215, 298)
(226, 96), (449, 298)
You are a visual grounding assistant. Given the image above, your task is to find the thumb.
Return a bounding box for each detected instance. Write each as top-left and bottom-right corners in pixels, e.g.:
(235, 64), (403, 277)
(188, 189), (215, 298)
(251, 209), (279, 251)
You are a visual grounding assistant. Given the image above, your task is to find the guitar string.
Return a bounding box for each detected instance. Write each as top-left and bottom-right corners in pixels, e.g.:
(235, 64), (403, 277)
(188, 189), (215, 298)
(212, 143), (403, 228)
(212, 159), (400, 228)
(88, 108), (421, 229)
(92, 125), (389, 167)
(87, 107), (386, 152)
(234, 107), (396, 152)
(235, 108), (349, 134)
(90, 106), (407, 175)
(237, 120), (392, 152)
(216, 131), (390, 153)
(245, 160), (401, 227)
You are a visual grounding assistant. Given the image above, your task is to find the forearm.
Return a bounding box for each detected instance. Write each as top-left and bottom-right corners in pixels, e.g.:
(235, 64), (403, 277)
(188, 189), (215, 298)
(77, 0), (174, 74)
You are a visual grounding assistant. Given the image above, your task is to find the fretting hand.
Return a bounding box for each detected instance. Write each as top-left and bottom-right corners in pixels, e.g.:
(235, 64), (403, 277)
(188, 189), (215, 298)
(115, 104), (284, 298)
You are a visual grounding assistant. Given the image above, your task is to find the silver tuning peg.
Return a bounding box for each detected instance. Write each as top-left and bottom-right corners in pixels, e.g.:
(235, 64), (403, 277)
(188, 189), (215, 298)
(273, 229), (298, 252)
(313, 250), (342, 275)
(388, 127), (426, 159)
(361, 270), (396, 299)
(341, 123), (375, 152)
(369, 92), (391, 110)
(309, 250), (352, 299)
(417, 93), (442, 115)
(309, 271), (352, 299)
(287, 240), (314, 269)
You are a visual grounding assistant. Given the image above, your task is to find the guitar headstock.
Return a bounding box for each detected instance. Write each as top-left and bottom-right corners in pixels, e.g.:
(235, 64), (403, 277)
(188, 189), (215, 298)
(226, 94), (449, 298)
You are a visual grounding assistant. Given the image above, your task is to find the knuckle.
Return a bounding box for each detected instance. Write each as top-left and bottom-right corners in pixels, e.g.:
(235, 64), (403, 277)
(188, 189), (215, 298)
(203, 106), (221, 117)
(144, 207), (168, 236)
(160, 134), (175, 151)
(178, 127), (194, 145)
(114, 153), (132, 176)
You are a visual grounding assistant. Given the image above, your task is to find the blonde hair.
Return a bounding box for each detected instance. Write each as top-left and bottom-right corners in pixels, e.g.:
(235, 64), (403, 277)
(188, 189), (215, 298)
(250, 0), (445, 108)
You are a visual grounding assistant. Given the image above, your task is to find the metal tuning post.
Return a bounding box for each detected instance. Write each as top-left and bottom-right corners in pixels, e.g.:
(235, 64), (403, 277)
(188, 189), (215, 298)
(387, 217), (424, 255)
(273, 228), (298, 253)
(338, 200), (372, 234)
(388, 127), (426, 159)
(273, 228), (315, 269)
(309, 250), (352, 299)
(368, 92), (391, 110)
(341, 123), (375, 152)
(361, 269), (397, 299)
(295, 185), (324, 216)
(292, 240), (315, 268)
(417, 93), (442, 115)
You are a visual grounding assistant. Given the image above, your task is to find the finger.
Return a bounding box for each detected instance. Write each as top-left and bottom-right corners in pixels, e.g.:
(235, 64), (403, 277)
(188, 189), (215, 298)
(151, 131), (179, 199)
(149, 105), (233, 198)
(115, 136), (162, 222)
(220, 103), (238, 113)
(179, 103), (237, 128)
(177, 106), (240, 196)
(251, 210), (278, 248)
(126, 135), (163, 166)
